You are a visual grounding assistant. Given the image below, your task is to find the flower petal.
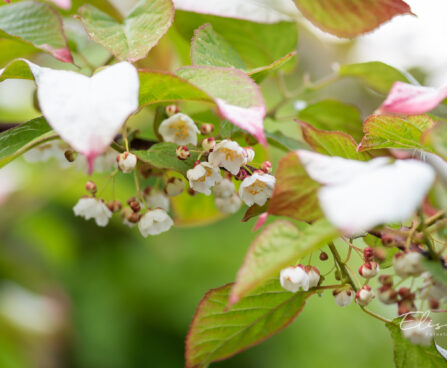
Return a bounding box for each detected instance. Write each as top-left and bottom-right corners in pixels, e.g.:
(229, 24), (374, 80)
(379, 81), (447, 115)
(172, 0), (298, 23)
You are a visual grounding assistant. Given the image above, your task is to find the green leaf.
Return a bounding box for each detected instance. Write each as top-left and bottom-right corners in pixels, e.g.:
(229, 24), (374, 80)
(62, 0), (123, 20)
(268, 151), (323, 222)
(265, 129), (308, 151)
(190, 23), (246, 69)
(133, 143), (198, 176)
(138, 70), (213, 106)
(359, 114), (435, 152)
(386, 320), (446, 368)
(248, 52), (296, 83)
(186, 279), (312, 368)
(0, 38), (37, 67)
(242, 202), (268, 222)
(299, 121), (370, 160)
(0, 59), (34, 82)
(339, 61), (412, 94)
(0, 1), (73, 63)
(0, 117), (55, 168)
(423, 259), (447, 287)
(230, 220), (338, 305)
(294, 0), (412, 38)
(78, 0), (174, 62)
(297, 99), (363, 140)
(175, 11), (298, 68)
(422, 122), (447, 161)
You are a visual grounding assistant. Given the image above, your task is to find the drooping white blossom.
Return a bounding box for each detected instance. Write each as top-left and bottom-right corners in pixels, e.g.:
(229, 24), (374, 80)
(165, 177), (185, 197)
(145, 190), (170, 212)
(393, 252), (425, 278)
(239, 172), (275, 206)
(215, 194), (241, 214)
(296, 150), (435, 235)
(212, 178), (236, 199)
(402, 319), (434, 346)
(208, 140), (247, 175)
(305, 266), (320, 288)
(117, 152), (137, 173)
(138, 209), (174, 237)
(355, 285), (375, 307)
(24, 141), (70, 168)
(280, 266), (310, 293)
(186, 162), (221, 195)
(73, 198), (112, 227)
(159, 113), (200, 146)
(333, 287), (354, 307)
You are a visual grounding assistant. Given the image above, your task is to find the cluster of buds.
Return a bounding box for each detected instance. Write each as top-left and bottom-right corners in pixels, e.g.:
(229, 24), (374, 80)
(280, 265), (320, 293)
(73, 180), (112, 227)
(359, 247), (380, 279)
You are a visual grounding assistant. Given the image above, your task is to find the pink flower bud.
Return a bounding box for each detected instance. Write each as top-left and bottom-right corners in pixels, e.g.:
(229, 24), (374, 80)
(261, 161), (273, 174)
(200, 123), (215, 135)
(107, 200), (122, 213)
(377, 285), (398, 305)
(202, 137), (216, 152)
(176, 145), (190, 160)
(165, 104), (179, 117)
(235, 168), (248, 181)
(355, 285), (375, 307)
(359, 261), (379, 279)
(363, 247), (374, 262)
(85, 180), (97, 194)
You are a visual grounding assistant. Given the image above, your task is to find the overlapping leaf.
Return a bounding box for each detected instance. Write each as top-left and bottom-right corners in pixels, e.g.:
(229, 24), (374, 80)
(386, 321), (446, 368)
(229, 219), (338, 305)
(293, 0), (412, 38)
(358, 115), (435, 152)
(79, 0), (174, 62)
(0, 1), (73, 62)
(186, 279), (312, 368)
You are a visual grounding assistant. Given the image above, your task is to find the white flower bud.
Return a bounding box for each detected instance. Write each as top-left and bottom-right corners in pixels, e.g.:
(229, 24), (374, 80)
(402, 319), (433, 346)
(200, 123), (214, 135)
(165, 104), (179, 117)
(186, 162), (221, 195)
(280, 266), (310, 293)
(202, 137), (216, 152)
(305, 266), (320, 288)
(138, 209), (173, 237)
(165, 177), (184, 197)
(208, 140), (246, 175)
(215, 194), (241, 214)
(144, 190), (170, 211)
(73, 198), (112, 227)
(393, 252), (425, 278)
(159, 113), (200, 145)
(239, 172), (275, 206)
(355, 285), (375, 306)
(358, 262), (379, 279)
(243, 147), (255, 163)
(117, 152), (137, 173)
(212, 178), (236, 199)
(176, 145), (190, 160)
(333, 287), (354, 307)
(377, 285), (398, 305)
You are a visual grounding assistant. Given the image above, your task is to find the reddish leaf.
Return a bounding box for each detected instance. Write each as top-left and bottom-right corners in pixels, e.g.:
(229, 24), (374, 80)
(294, 0), (412, 38)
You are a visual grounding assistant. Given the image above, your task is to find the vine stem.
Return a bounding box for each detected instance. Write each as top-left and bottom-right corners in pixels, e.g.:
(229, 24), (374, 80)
(418, 209), (438, 260)
(360, 307), (391, 323)
(328, 241), (358, 291)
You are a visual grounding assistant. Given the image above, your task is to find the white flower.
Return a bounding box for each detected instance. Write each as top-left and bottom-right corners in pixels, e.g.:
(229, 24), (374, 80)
(208, 140), (246, 175)
(212, 178), (236, 199)
(73, 198), (112, 227)
(215, 194), (241, 214)
(239, 172), (275, 206)
(305, 266), (320, 288)
(393, 252), (425, 278)
(138, 209), (174, 237)
(280, 266), (310, 292)
(355, 285), (375, 307)
(117, 152), (137, 173)
(186, 162), (221, 195)
(296, 150), (435, 235)
(165, 177), (184, 197)
(145, 190), (170, 212)
(159, 113), (200, 145)
(333, 287), (354, 307)
(402, 319), (433, 346)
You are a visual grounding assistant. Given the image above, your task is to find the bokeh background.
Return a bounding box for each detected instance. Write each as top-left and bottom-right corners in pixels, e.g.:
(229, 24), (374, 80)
(1, 1), (447, 367)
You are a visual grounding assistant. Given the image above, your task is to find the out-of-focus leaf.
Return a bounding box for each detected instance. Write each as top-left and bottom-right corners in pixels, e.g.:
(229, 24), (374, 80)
(423, 122), (447, 161)
(0, 1), (73, 63)
(186, 279), (312, 368)
(386, 320), (446, 368)
(0, 117), (55, 168)
(265, 129), (307, 151)
(248, 52), (296, 83)
(190, 23), (246, 69)
(134, 143), (198, 176)
(339, 61), (411, 94)
(0, 38), (37, 67)
(423, 259), (447, 287)
(268, 151), (322, 222)
(63, 0), (123, 19)
(242, 202), (268, 222)
(171, 190), (224, 226)
(299, 121), (369, 160)
(175, 11), (298, 68)
(79, 0), (174, 62)
(294, 0), (412, 38)
(297, 99), (363, 140)
(230, 219), (338, 304)
(358, 115), (435, 152)
(177, 66), (266, 144)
